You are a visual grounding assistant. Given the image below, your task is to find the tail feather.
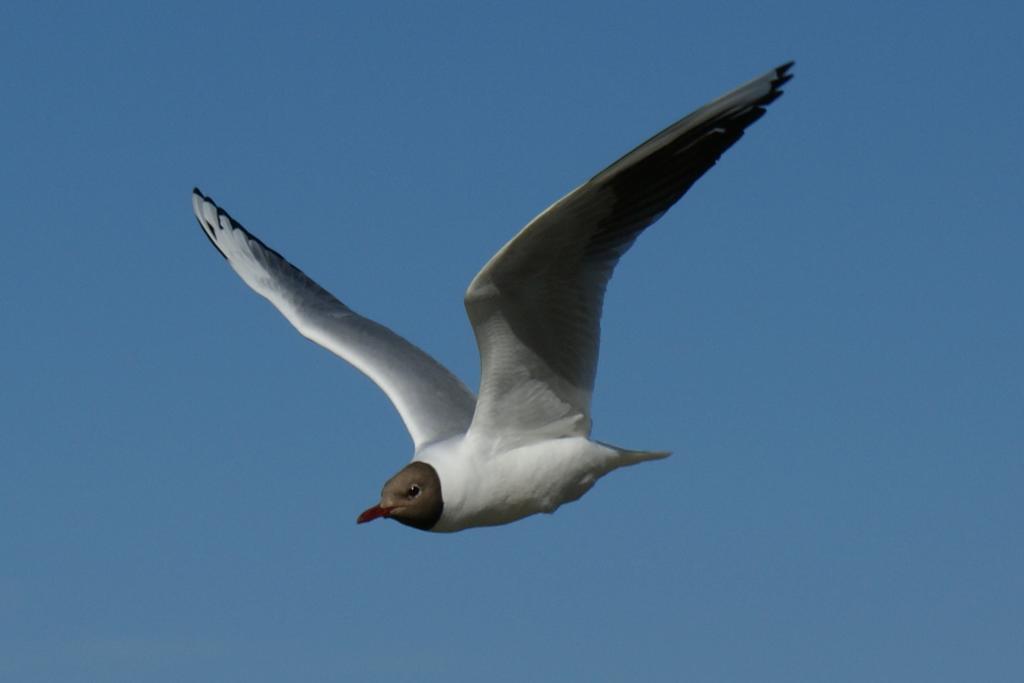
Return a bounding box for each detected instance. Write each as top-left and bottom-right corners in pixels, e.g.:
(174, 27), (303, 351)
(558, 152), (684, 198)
(600, 442), (672, 467)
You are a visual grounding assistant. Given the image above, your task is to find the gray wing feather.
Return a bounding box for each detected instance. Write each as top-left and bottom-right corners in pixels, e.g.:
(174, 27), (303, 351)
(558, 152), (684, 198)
(193, 189), (476, 451)
(464, 63), (793, 440)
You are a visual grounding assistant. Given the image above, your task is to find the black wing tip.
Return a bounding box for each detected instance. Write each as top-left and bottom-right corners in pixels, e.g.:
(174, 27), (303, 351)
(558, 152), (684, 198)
(191, 186), (229, 259)
(772, 61), (795, 89)
(190, 189), (291, 265)
(191, 187), (232, 223)
(752, 61), (795, 109)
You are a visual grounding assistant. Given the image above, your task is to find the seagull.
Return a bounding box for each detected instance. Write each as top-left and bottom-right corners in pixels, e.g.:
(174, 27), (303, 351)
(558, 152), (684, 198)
(192, 62), (792, 532)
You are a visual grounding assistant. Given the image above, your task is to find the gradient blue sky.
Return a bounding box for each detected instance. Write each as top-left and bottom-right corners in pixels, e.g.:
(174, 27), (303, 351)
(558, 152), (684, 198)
(2, 1), (1022, 681)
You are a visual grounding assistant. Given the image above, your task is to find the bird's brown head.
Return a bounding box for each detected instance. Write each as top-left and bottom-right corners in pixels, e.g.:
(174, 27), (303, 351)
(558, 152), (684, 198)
(356, 461), (443, 531)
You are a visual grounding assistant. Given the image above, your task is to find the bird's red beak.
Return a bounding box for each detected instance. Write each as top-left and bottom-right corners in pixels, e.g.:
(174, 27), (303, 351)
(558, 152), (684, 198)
(356, 505), (392, 524)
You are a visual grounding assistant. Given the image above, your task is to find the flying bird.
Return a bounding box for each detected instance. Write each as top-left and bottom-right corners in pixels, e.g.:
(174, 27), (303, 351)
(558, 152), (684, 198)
(192, 62), (793, 532)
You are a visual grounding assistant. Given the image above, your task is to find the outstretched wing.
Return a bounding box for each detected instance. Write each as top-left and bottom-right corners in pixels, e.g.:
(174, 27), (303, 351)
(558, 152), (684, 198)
(464, 63), (793, 440)
(193, 189), (476, 451)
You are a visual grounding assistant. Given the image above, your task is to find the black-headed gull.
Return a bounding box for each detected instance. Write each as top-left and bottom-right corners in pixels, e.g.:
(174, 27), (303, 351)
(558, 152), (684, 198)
(192, 63), (793, 532)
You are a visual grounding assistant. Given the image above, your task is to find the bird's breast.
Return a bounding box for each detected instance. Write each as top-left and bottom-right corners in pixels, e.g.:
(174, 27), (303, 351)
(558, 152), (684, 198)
(417, 436), (618, 531)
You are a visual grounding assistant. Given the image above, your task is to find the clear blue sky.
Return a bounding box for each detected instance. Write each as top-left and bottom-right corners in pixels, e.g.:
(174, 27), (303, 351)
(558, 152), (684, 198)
(2, 1), (1021, 681)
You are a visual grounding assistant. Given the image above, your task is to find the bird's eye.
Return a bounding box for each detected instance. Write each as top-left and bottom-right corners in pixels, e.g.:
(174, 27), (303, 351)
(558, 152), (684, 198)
(407, 485), (421, 498)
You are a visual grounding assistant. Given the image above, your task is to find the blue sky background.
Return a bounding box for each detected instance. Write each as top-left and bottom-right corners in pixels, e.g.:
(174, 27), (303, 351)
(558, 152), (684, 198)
(2, 1), (1021, 680)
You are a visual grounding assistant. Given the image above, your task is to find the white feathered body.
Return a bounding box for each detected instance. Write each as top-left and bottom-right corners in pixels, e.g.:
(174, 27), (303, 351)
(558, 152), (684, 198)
(417, 435), (667, 532)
